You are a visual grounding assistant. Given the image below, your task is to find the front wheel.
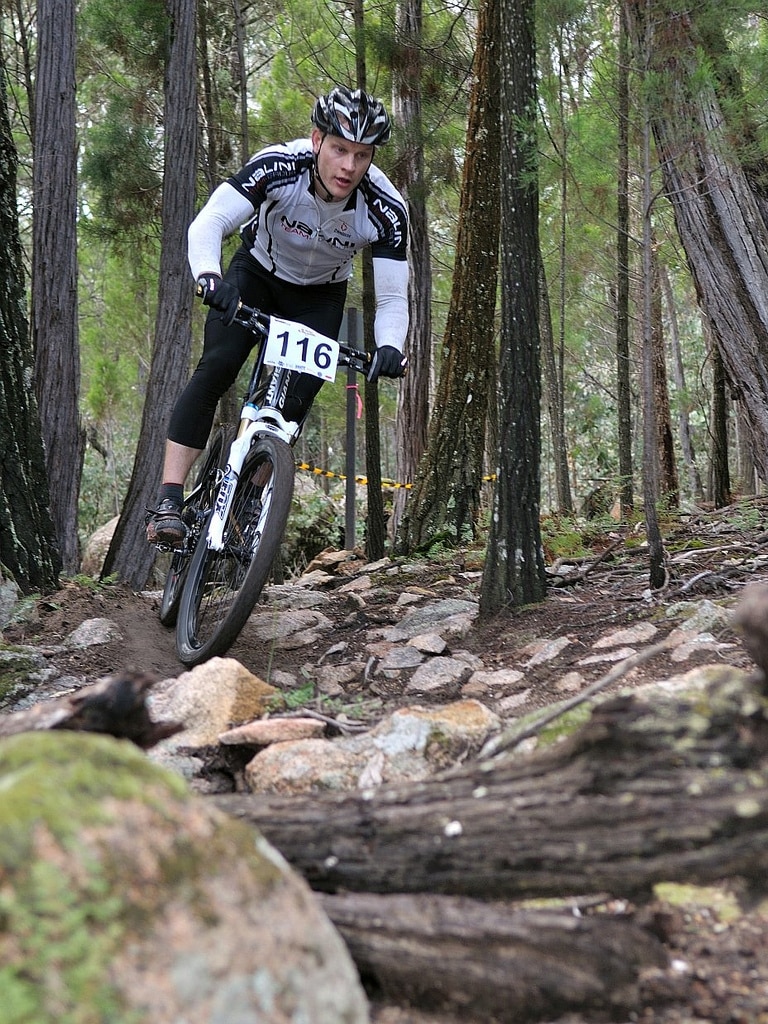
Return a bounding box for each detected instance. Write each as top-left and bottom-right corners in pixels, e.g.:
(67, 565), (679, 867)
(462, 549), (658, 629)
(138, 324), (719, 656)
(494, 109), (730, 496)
(158, 426), (233, 627)
(175, 435), (295, 666)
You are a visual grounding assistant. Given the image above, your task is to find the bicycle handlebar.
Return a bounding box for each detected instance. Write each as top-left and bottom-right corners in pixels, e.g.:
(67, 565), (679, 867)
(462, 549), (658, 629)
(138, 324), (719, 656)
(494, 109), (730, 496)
(233, 302), (371, 374)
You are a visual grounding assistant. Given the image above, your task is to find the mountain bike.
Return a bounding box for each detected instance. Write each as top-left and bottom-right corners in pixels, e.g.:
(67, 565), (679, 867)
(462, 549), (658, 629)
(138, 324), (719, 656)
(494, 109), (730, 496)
(155, 303), (369, 667)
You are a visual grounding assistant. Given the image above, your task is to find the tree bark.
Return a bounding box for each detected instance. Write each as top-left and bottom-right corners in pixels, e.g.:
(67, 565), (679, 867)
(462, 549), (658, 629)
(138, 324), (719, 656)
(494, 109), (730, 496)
(540, 262), (573, 514)
(623, 0), (768, 484)
(102, 0), (198, 588)
(32, 0), (85, 574)
(616, 10), (634, 516)
(480, 0), (546, 611)
(709, 329), (731, 508)
(650, 240), (678, 507)
(390, 0), (432, 541)
(397, 0), (501, 552)
(216, 672), (768, 904)
(0, 42), (60, 593)
(322, 892), (666, 1022)
(0, 670), (181, 748)
(661, 263), (703, 501)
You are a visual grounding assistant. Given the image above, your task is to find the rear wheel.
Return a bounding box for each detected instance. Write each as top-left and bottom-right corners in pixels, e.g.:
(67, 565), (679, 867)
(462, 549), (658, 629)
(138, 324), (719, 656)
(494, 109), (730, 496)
(158, 426), (233, 627)
(175, 435), (295, 666)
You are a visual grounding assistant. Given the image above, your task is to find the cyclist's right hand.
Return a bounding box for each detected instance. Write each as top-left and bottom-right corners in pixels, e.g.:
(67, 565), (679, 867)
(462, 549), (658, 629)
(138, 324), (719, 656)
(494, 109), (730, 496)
(196, 273), (241, 326)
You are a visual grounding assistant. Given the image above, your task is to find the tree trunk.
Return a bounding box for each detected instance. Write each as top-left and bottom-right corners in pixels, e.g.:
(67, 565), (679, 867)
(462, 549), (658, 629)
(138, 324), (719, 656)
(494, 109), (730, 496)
(0, 45), (60, 593)
(480, 0), (545, 612)
(102, 0), (198, 588)
(397, 0), (500, 553)
(390, 0), (431, 542)
(623, 0), (768, 485)
(32, 0), (85, 574)
(639, 63), (666, 589)
(650, 240), (678, 507)
(540, 262), (572, 513)
(661, 263), (703, 501)
(709, 333), (731, 508)
(351, 5), (387, 561)
(616, 10), (634, 516)
(215, 671), (768, 904)
(322, 891), (666, 1022)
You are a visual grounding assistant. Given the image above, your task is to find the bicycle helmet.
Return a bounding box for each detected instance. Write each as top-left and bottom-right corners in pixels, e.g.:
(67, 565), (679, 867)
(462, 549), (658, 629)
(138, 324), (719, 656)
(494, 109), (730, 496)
(311, 86), (392, 146)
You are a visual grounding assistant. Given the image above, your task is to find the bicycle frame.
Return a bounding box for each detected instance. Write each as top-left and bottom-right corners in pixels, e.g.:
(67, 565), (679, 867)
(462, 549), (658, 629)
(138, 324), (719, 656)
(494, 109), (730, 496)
(205, 303), (368, 553)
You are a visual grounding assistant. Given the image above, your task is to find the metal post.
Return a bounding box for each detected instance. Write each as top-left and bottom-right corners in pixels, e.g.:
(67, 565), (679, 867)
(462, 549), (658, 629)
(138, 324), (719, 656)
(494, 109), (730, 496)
(344, 308), (360, 549)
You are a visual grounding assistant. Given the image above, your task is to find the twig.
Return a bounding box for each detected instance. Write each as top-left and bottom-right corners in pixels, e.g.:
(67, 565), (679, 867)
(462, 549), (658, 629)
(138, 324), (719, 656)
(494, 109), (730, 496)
(478, 635), (678, 760)
(549, 537), (625, 588)
(275, 707), (369, 734)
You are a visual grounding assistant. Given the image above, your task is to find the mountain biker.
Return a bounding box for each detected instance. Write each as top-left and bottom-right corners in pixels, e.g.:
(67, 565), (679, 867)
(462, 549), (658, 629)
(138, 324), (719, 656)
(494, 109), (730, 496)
(146, 85), (409, 546)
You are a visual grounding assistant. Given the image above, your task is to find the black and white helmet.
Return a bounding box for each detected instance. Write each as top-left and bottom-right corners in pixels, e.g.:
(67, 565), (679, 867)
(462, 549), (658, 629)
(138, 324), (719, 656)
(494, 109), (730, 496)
(311, 86), (392, 146)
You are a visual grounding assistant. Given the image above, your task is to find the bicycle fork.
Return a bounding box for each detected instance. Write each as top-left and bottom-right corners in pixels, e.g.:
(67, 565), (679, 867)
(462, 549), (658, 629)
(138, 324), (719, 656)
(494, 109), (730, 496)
(206, 406), (299, 552)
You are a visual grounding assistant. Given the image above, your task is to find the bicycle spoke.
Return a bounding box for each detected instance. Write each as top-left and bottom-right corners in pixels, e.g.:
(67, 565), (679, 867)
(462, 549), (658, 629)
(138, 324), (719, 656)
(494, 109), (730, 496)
(176, 436), (295, 666)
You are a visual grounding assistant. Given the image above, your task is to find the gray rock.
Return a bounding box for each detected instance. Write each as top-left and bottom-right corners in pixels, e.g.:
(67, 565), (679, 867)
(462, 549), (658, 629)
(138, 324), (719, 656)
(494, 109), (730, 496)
(385, 599), (479, 641)
(0, 732), (369, 1023)
(406, 656), (473, 697)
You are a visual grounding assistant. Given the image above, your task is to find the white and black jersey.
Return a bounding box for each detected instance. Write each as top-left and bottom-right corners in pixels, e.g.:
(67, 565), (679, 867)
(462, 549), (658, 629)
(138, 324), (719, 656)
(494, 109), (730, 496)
(187, 138), (410, 351)
(232, 139), (407, 283)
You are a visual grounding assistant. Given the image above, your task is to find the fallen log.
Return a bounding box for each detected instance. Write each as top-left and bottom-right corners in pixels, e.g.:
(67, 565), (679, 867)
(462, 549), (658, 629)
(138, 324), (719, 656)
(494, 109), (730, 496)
(0, 670), (181, 748)
(321, 891), (667, 1022)
(216, 668), (768, 903)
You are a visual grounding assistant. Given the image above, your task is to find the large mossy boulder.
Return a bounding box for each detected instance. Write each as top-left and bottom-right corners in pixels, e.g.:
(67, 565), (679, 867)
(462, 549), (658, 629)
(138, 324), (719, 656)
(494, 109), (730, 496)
(0, 732), (369, 1024)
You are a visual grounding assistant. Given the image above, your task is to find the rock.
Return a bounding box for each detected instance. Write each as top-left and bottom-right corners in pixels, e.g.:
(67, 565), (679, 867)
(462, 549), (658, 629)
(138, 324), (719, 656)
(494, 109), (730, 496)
(406, 656), (473, 698)
(0, 568), (21, 629)
(408, 632), (448, 655)
(148, 657), (279, 748)
(0, 646), (56, 707)
(0, 732), (369, 1024)
(220, 717), (327, 746)
(385, 599), (479, 641)
(593, 622), (658, 648)
(315, 661), (366, 695)
(79, 515), (119, 577)
(243, 700), (502, 794)
(245, 738), (366, 794)
(245, 608), (334, 648)
(65, 616), (123, 648)
(362, 699), (501, 776)
(376, 646), (426, 674)
(522, 636), (572, 665)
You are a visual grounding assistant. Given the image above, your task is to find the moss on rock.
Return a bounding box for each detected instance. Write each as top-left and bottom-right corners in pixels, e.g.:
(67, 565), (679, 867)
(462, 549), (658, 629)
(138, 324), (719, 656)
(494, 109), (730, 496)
(0, 732), (368, 1024)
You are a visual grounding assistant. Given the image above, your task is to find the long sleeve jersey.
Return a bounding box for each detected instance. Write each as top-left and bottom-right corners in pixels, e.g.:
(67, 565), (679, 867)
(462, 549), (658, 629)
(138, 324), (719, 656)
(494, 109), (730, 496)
(188, 138), (410, 352)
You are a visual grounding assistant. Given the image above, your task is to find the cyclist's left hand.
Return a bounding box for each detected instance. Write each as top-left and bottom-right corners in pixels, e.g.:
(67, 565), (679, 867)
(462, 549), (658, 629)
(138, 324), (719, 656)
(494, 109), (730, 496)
(367, 345), (408, 382)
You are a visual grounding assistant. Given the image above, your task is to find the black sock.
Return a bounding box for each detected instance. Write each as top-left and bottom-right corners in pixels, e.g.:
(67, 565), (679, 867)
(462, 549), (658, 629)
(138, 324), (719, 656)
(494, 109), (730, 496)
(158, 483), (184, 506)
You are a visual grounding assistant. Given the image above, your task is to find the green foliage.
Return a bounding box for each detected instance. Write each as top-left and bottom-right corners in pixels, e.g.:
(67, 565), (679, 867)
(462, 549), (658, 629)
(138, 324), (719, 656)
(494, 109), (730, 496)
(540, 515), (590, 561)
(281, 485), (344, 572)
(79, 0), (169, 73)
(80, 95), (163, 239)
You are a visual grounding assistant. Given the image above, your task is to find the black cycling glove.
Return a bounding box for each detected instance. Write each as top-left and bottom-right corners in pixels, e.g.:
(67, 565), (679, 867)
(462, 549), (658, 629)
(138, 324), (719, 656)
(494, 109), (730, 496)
(195, 273), (241, 327)
(367, 345), (407, 383)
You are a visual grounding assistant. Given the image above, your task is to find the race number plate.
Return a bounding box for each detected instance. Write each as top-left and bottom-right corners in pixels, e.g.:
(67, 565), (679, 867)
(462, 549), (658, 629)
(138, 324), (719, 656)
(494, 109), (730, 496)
(264, 317), (339, 382)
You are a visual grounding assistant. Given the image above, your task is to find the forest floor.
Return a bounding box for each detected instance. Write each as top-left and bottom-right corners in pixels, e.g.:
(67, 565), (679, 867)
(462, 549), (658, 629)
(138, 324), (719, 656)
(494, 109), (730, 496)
(4, 498), (768, 1023)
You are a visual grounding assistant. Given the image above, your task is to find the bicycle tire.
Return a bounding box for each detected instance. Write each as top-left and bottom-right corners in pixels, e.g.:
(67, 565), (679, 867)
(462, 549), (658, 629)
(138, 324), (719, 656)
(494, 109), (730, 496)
(158, 426), (234, 627)
(175, 434), (295, 666)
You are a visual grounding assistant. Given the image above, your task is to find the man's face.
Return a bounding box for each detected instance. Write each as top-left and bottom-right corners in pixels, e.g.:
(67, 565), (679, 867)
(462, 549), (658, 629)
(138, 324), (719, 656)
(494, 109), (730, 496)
(312, 128), (374, 200)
